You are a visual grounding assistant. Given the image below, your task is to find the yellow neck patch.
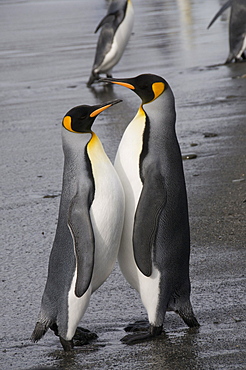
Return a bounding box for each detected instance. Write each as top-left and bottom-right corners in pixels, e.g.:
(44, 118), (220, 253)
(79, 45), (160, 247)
(138, 105), (146, 116)
(87, 131), (105, 162)
(87, 131), (98, 149)
(152, 82), (165, 100)
(63, 115), (77, 133)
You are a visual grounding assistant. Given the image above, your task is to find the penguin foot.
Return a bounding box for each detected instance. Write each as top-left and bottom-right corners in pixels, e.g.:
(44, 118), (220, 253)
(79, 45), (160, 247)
(58, 327), (98, 351)
(73, 326), (98, 346)
(59, 336), (74, 352)
(121, 324), (163, 345)
(124, 320), (149, 332)
(121, 332), (154, 344)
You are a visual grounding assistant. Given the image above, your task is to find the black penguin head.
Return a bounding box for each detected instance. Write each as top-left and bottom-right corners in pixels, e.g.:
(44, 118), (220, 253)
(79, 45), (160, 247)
(62, 99), (122, 133)
(101, 74), (167, 104)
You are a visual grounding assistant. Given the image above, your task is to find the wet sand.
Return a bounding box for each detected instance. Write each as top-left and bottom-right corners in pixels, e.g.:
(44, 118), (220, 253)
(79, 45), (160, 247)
(0, 0), (245, 369)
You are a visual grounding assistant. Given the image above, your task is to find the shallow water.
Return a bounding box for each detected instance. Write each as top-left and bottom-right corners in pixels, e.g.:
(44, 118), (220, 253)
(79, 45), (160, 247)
(1, 0), (246, 369)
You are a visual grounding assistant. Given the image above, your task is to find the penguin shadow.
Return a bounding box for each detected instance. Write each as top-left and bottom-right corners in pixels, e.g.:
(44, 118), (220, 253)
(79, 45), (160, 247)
(186, 59), (246, 78)
(44, 339), (106, 367)
(225, 59), (246, 79)
(88, 81), (117, 102)
(186, 63), (225, 73)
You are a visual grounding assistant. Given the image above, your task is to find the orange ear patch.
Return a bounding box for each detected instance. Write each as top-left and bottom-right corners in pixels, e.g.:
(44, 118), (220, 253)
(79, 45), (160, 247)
(62, 115), (76, 132)
(152, 82), (165, 100)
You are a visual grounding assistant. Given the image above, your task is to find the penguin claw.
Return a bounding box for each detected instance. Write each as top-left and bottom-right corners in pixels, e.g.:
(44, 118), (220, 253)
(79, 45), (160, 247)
(121, 332), (154, 344)
(121, 323), (163, 344)
(121, 329), (163, 345)
(124, 320), (149, 332)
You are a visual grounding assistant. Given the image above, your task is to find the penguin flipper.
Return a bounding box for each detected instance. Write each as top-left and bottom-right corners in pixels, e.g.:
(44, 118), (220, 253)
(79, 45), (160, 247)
(95, 14), (115, 33)
(92, 25), (115, 72)
(95, 9), (124, 33)
(68, 191), (95, 298)
(133, 167), (167, 277)
(207, 0), (232, 29)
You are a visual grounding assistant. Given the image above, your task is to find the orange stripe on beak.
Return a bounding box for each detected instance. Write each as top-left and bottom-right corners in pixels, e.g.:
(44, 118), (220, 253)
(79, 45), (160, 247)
(90, 104), (112, 118)
(110, 81), (135, 90)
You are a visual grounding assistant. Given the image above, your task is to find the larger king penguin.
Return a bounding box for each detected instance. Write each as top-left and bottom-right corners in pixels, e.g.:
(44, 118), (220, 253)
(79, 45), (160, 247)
(87, 0), (134, 87)
(103, 74), (199, 343)
(31, 100), (125, 351)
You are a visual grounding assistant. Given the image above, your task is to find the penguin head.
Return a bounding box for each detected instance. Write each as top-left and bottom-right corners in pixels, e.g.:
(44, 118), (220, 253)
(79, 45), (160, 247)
(62, 99), (122, 133)
(101, 74), (167, 104)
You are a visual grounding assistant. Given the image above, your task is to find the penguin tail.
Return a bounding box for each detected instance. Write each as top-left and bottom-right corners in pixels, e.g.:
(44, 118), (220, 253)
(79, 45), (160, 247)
(225, 53), (233, 64)
(176, 302), (200, 328)
(31, 319), (51, 343)
(87, 72), (97, 87)
(178, 310), (200, 328)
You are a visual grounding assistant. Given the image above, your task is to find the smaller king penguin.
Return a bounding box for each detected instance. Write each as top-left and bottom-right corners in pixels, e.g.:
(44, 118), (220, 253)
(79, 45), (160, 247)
(31, 100), (125, 351)
(102, 74), (199, 344)
(87, 0), (134, 87)
(208, 0), (246, 63)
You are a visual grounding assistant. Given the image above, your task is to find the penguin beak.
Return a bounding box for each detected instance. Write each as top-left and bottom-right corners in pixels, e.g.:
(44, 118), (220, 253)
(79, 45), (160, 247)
(90, 99), (122, 117)
(99, 78), (135, 90)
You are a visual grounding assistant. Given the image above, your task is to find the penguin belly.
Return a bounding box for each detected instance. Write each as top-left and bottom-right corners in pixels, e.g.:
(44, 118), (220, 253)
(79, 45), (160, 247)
(66, 274), (92, 340)
(88, 134), (125, 291)
(65, 133), (124, 339)
(95, 1), (134, 74)
(115, 108), (161, 325)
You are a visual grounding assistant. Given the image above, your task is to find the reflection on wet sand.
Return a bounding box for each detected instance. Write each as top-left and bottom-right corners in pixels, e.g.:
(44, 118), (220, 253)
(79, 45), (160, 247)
(176, 0), (194, 50)
(148, 327), (201, 369)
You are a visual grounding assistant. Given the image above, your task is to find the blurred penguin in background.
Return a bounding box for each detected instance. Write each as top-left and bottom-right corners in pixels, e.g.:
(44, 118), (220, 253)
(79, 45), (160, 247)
(208, 0), (246, 63)
(87, 0), (134, 87)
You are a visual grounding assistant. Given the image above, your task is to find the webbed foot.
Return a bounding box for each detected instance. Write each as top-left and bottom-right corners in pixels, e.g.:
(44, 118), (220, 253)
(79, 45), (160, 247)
(124, 320), (149, 332)
(59, 327), (98, 351)
(121, 324), (163, 344)
(73, 326), (98, 346)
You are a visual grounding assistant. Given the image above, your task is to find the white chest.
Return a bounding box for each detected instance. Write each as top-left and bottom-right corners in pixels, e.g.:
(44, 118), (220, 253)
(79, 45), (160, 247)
(114, 107), (145, 206)
(87, 134), (125, 289)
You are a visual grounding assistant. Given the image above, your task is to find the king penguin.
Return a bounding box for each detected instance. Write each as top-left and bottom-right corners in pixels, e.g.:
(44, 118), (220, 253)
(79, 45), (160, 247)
(102, 74), (199, 344)
(208, 0), (246, 63)
(87, 0), (134, 87)
(31, 100), (125, 351)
